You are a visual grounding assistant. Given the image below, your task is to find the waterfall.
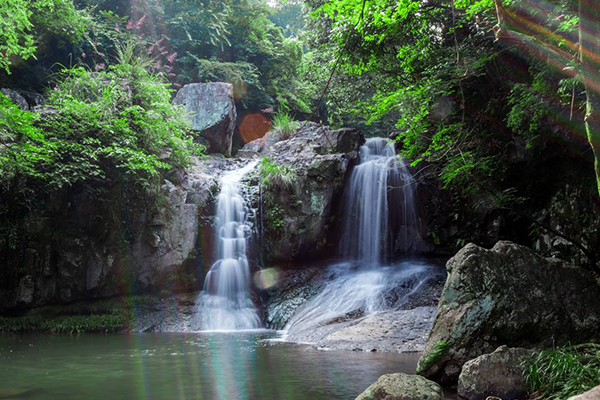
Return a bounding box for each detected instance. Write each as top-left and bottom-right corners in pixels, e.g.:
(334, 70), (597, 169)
(200, 161), (262, 331)
(284, 138), (433, 337)
(340, 137), (419, 265)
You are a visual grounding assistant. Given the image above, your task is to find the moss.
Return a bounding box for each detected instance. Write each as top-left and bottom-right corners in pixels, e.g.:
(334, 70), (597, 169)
(0, 296), (158, 334)
(417, 341), (449, 374)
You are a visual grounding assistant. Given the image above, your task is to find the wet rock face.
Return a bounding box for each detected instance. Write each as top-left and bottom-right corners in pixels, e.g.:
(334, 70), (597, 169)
(264, 266), (324, 329)
(173, 83), (237, 156)
(417, 241), (600, 384)
(457, 346), (532, 400)
(355, 373), (442, 400)
(315, 307), (437, 353)
(244, 123), (364, 263)
(0, 156), (222, 311)
(265, 262), (445, 352)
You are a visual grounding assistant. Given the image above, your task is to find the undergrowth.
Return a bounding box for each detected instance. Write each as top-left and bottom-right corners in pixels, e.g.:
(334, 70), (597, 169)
(0, 296), (157, 334)
(525, 343), (600, 399)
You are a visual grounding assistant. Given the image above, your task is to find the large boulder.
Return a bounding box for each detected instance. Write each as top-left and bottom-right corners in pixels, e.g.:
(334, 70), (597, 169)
(457, 346), (532, 400)
(173, 83), (237, 156)
(355, 373), (442, 400)
(247, 123), (364, 262)
(417, 241), (600, 384)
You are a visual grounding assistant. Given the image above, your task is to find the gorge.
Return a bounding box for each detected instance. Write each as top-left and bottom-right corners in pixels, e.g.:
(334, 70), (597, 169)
(2, 0), (600, 397)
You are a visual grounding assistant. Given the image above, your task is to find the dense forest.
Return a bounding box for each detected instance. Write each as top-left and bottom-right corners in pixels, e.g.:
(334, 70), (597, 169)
(0, 0), (599, 399)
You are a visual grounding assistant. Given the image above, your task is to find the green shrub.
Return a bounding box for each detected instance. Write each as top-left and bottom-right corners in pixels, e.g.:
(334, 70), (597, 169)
(259, 157), (296, 189)
(525, 344), (600, 399)
(1, 42), (204, 193)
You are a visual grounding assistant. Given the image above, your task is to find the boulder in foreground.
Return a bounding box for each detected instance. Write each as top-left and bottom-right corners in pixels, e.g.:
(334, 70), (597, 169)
(457, 346), (532, 400)
(417, 241), (600, 384)
(355, 373), (442, 400)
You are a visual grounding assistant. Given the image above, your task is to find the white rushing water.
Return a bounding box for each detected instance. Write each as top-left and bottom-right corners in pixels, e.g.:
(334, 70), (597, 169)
(285, 138), (436, 336)
(340, 137), (419, 265)
(200, 161), (262, 331)
(284, 261), (439, 335)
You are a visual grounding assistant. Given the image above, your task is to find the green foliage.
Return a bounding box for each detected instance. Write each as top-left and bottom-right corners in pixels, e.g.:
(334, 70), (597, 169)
(525, 344), (600, 399)
(0, 296), (158, 334)
(188, 55), (262, 101)
(506, 67), (578, 148)
(0, 0), (89, 73)
(259, 157), (297, 189)
(1, 43), (202, 191)
(271, 110), (299, 138)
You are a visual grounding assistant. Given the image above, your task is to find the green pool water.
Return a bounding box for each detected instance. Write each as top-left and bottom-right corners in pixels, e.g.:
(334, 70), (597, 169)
(0, 331), (421, 400)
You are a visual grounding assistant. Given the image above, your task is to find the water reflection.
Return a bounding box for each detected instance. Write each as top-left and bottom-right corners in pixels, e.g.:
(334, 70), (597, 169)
(0, 332), (420, 400)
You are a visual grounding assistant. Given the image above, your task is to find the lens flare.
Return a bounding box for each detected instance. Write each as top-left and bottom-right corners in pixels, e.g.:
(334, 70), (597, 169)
(239, 113), (271, 144)
(253, 268), (280, 290)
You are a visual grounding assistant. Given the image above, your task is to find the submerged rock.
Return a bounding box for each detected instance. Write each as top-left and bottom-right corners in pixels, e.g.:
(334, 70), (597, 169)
(173, 83), (237, 155)
(417, 241), (600, 384)
(457, 346), (532, 400)
(355, 373), (442, 400)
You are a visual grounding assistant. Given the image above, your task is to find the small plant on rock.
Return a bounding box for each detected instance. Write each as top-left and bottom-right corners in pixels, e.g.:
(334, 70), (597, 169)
(259, 157), (296, 190)
(271, 110), (299, 140)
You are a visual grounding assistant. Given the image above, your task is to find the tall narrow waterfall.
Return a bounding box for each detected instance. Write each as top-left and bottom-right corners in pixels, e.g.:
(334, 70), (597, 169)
(340, 137), (418, 265)
(201, 161), (261, 331)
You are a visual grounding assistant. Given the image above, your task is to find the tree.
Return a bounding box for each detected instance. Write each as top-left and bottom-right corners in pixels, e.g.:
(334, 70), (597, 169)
(0, 0), (88, 73)
(579, 0), (600, 197)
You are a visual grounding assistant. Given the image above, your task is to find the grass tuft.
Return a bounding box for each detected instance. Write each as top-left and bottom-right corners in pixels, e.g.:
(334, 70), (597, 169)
(271, 111), (299, 140)
(259, 157), (296, 190)
(525, 343), (600, 399)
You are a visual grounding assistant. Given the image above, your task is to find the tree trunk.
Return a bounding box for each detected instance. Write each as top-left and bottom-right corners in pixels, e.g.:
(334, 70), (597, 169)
(579, 0), (600, 198)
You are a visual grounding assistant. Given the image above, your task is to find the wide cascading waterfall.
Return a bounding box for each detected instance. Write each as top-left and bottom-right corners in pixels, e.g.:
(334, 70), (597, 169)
(340, 137), (419, 265)
(284, 138), (438, 338)
(200, 161), (261, 331)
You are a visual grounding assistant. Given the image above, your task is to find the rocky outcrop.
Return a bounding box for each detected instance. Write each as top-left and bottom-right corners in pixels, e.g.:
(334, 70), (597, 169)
(173, 83), (237, 155)
(245, 123), (364, 262)
(355, 373), (442, 400)
(265, 263), (445, 352)
(0, 156), (223, 311)
(1, 88), (45, 111)
(568, 385), (600, 400)
(264, 266), (324, 329)
(417, 241), (600, 384)
(457, 346), (532, 400)
(315, 307), (436, 353)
